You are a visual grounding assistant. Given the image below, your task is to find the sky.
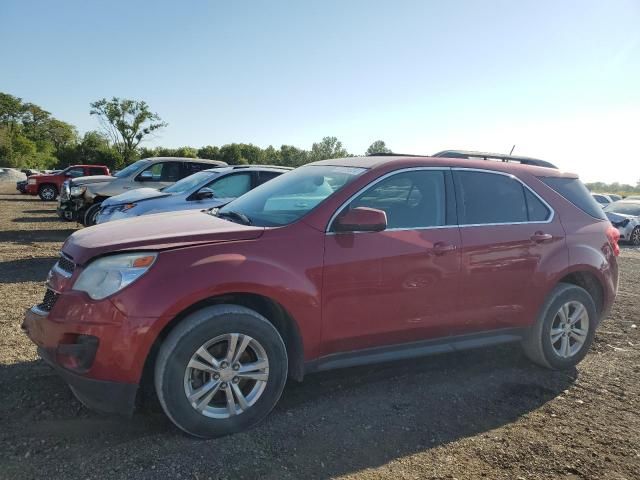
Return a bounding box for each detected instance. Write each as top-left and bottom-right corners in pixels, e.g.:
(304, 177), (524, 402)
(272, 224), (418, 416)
(1, 0), (639, 183)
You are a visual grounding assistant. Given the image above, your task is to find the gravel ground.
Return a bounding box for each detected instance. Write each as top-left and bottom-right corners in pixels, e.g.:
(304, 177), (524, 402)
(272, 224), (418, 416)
(0, 191), (639, 480)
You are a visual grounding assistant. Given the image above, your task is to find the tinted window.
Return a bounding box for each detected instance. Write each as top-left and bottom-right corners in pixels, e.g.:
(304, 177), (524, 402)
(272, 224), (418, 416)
(88, 167), (104, 175)
(525, 188), (551, 221)
(207, 173), (252, 198)
(454, 171), (527, 224)
(66, 167), (84, 177)
(142, 162), (182, 182)
(592, 194), (609, 204)
(604, 202), (640, 216)
(256, 171), (282, 186)
(348, 170), (446, 229)
(540, 177), (607, 220)
(184, 162), (217, 177)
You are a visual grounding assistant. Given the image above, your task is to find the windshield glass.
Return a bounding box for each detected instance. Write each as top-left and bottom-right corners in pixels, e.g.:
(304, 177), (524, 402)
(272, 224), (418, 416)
(163, 170), (216, 194)
(604, 202), (640, 216)
(114, 159), (149, 178)
(217, 165), (366, 226)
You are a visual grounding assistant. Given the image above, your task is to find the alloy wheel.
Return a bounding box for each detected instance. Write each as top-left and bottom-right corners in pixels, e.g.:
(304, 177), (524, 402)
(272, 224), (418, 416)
(183, 333), (269, 419)
(550, 301), (589, 358)
(631, 227), (640, 246)
(41, 187), (55, 200)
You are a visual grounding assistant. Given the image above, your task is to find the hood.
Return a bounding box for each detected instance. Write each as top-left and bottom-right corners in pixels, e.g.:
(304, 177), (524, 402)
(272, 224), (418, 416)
(62, 209), (264, 264)
(606, 211), (637, 222)
(102, 188), (170, 207)
(69, 175), (114, 186)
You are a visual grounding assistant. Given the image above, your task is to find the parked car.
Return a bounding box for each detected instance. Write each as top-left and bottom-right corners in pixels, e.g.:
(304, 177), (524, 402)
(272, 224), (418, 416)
(96, 165), (291, 224)
(25, 165), (110, 201)
(23, 154), (619, 438)
(16, 179), (28, 194)
(625, 195), (640, 200)
(607, 194), (622, 202)
(58, 157), (227, 225)
(604, 200), (640, 245)
(591, 193), (613, 208)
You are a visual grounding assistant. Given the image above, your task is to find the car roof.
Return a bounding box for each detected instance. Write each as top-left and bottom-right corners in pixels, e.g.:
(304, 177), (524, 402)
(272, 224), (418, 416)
(201, 165), (293, 173)
(142, 157), (227, 165)
(310, 155), (577, 178)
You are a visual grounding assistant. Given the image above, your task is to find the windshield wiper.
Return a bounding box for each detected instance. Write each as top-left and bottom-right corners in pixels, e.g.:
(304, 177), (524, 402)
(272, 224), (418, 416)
(215, 210), (252, 225)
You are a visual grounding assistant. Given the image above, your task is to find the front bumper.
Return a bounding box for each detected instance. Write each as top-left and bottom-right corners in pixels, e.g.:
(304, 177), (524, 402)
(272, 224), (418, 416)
(25, 183), (38, 195)
(36, 346), (137, 415)
(57, 197), (88, 221)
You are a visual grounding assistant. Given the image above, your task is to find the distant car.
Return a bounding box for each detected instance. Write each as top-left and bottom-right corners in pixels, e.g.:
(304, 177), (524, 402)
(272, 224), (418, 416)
(604, 200), (640, 245)
(59, 157), (227, 226)
(26, 165), (110, 201)
(16, 180), (28, 194)
(96, 166), (291, 224)
(607, 194), (622, 202)
(591, 193), (613, 207)
(625, 195), (640, 201)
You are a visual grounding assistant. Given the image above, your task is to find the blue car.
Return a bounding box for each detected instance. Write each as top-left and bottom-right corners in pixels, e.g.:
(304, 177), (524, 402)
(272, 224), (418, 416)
(95, 165), (291, 224)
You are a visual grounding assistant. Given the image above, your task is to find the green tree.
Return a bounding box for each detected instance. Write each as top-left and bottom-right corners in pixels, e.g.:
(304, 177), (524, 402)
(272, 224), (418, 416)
(309, 136), (349, 161)
(366, 140), (391, 155)
(90, 97), (167, 167)
(197, 145), (220, 160)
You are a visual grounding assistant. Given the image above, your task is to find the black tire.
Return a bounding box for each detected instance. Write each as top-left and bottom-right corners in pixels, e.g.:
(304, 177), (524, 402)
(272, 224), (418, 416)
(154, 305), (288, 438)
(631, 226), (640, 246)
(83, 203), (101, 226)
(38, 184), (58, 201)
(522, 283), (597, 370)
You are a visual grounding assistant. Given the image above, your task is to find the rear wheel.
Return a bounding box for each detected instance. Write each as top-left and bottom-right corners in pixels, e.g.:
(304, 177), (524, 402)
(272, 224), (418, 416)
(154, 305), (288, 438)
(83, 203), (102, 226)
(38, 184), (58, 201)
(631, 226), (640, 246)
(522, 283), (597, 369)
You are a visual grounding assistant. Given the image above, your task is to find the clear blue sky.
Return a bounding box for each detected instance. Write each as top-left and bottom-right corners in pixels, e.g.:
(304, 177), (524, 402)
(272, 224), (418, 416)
(1, 0), (638, 182)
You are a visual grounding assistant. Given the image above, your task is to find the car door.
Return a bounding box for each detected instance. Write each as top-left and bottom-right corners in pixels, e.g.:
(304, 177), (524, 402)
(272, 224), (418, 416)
(321, 168), (461, 355)
(452, 169), (566, 334)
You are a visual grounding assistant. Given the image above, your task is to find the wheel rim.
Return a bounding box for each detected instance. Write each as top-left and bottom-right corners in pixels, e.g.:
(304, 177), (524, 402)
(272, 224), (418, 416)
(183, 333), (269, 419)
(632, 227), (640, 245)
(550, 301), (589, 358)
(42, 188), (55, 200)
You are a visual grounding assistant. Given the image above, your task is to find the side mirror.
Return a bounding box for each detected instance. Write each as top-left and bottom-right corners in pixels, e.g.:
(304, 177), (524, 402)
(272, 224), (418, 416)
(138, 170), (154, 181)
(333, 207), (387, 233)
(195, 187), (214, 200)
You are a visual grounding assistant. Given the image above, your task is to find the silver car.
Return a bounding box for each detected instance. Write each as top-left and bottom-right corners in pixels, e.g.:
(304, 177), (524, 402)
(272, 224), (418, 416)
(96, 165), (291, 224)
(604, 200), (640, 246)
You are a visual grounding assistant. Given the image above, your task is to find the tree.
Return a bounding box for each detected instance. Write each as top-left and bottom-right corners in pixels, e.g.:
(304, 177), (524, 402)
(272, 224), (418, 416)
(197, 145), (220, 160)
(366, 140), (391, 155)
(309, 136), (349, 162)
(90, 97), (167, 167)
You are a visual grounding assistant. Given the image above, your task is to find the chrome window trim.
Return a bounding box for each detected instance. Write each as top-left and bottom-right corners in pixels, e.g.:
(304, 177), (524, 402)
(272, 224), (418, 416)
(325, 166), (555, 235)
(326, 167), (450, 234)
(451, 167), (554, 226)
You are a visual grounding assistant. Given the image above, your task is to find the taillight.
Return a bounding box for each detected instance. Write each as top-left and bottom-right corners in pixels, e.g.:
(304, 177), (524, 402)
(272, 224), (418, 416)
(606, 225), (620, 257)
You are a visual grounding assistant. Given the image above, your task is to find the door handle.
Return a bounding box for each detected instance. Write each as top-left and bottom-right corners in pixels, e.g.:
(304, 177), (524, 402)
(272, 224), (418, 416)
(430, 242), (457, 255)
(530, 232), (553, 243)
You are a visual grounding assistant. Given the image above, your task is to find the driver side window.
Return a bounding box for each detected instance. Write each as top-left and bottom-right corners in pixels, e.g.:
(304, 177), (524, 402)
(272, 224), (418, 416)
(349, 170), (446, 229)
(206, 173), (252, 198)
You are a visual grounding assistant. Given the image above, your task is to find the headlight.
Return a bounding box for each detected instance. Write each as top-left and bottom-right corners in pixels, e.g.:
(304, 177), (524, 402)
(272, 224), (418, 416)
(73, 252), (157, 300)
(70, 186), (86, 196)
(28, 179), (36, 185)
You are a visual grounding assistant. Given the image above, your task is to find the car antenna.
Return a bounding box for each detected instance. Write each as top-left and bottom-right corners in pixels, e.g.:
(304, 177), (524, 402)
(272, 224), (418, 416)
(509, 144), (516, 155)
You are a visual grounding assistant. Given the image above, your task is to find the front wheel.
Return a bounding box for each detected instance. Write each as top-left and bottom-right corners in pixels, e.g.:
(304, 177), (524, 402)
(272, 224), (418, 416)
(522, 283), (597, 370)
(154, 305), (288, 438)
(630, 226), (640, 246)
(38, 185), (58, 201)
(83, 203), (102, 226)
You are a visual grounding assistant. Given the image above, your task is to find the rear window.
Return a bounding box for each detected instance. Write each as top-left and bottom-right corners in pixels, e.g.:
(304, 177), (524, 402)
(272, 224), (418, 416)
(539, 177), (606, 220)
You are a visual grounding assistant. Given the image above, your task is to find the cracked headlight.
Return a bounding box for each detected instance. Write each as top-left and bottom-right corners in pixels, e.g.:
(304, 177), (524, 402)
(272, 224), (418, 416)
(70, 186), (86, 196)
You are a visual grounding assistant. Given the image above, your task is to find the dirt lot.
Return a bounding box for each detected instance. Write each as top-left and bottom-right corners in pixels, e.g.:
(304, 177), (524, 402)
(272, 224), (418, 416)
(0, 191), (638, 480)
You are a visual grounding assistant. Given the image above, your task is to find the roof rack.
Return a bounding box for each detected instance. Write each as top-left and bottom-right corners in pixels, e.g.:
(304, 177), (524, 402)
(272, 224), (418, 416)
(366, 152), (431, 157)
(432, 150), (557, 169)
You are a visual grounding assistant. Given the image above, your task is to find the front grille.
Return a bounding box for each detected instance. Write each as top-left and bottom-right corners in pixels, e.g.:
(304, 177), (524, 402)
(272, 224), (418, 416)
(57, 256), (75, 275)
(37, 289), (59, 313)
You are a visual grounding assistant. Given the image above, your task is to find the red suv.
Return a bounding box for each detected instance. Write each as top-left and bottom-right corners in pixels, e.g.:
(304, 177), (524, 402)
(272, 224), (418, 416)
(22, 155), (619, 438)
(26, 165), (110, 201)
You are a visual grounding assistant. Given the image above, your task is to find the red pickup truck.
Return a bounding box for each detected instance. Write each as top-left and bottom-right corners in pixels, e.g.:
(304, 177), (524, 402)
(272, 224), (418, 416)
(26, 165), (110, 201)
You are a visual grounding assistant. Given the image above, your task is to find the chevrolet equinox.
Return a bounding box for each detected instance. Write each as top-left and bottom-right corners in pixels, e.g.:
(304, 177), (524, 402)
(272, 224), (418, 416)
(23, 155), (620, 438)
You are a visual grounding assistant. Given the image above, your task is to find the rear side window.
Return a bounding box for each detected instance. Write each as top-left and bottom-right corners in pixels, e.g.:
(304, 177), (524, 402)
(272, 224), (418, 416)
(454, 171), (523, 224)
(256, 171), (282, 186)
(525, 189), (551, 221)
(88, 167), (104, 175)
(183, 162), (215, 176)
(539, 177), (607, 220)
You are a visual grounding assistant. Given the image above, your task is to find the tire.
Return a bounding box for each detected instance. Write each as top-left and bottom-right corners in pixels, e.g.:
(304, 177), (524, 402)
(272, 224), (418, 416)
(38, 184), (58, 201)
(631, 226), (640, 246)
(83, 203), (102, 226)
(522, 283), (597, 370)
(154, 305), (288, 438)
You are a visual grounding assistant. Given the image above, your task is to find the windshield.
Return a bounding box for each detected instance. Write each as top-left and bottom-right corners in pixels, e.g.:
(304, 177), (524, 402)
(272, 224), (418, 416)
(216, 165), (366, 226)
(604, 202), (640, 216)
(114, 159), (149, 178)
(163, 170), (216, 194)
